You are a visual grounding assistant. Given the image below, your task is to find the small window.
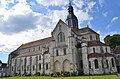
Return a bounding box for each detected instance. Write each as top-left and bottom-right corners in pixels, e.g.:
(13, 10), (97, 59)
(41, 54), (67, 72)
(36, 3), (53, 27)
(56, 50), (59, 56)
(93, 48), (95, 53)
(106, 60), (109, 68)
(33, 65), (35, 71)
(39, 63), (41, 70)
(89, 61), (91, 69)
(94, 59), (99, 69)
(39, 55), (41, 60)
(46, 63), (48, 70)
(90, 35), (92, 40)
(111, 58), (115, 67)
(63, 48), (67, 55)
(105, 48), (107, 53)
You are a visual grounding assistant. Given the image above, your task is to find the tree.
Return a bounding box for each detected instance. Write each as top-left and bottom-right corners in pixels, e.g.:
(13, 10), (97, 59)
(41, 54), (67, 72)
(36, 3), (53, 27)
(104, 34), (120, 50)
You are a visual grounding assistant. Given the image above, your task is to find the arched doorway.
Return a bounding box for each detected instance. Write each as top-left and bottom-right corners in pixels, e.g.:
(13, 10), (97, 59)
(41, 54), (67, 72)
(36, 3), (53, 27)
(63, 59), (70, 71)
(54, 60), (61, 72)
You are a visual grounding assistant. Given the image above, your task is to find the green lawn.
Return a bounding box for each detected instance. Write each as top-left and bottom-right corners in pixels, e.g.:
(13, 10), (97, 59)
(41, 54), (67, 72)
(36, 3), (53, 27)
(0, 75), (119, 79)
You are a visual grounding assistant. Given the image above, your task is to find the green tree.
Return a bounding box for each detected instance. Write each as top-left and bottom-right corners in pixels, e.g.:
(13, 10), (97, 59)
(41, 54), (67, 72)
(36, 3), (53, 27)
(104, 34), (120, 50)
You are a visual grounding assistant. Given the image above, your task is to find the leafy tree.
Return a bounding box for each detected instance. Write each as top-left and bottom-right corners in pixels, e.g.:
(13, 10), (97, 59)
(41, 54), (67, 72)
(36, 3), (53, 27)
(104, 34), (120, 50)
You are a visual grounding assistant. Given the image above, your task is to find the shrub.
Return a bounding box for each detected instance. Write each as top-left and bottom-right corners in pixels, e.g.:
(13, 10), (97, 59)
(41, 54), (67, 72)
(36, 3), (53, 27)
(34, 72), (40, 76)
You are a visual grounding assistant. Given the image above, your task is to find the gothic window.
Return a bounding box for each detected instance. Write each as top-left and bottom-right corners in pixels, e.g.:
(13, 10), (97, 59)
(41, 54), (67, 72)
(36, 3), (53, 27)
(46, 63), (48, 70)
(89, 61), (91, 69)
(56, 49), (59, 56)
(39, 63), (41, 70)
(93, 48), (95, 53)
(57, 32), (65, 42)
(105, 47), (107, 53)
(111, 58), (115, 67)
(39, 55), (41, 60)
(33, 65), (35, 71)
(63, 48), (66, 55)
(106, 60), (109, 68)
(90, 35), (92, 40)
(94, 59), (99, 69)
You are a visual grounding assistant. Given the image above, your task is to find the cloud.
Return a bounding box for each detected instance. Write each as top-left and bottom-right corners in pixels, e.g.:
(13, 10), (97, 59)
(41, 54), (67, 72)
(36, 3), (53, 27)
(111, 17), (119, 23)
(99, 0), (104, 7)
(36, 0), (68, 7)
(107, 16), (119, 28)
(102, 11), (108, 17)
(87, 1), (96, 11)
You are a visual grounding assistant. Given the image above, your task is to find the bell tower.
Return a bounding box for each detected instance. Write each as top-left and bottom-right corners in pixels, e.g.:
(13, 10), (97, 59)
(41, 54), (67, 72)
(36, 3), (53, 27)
(65, 0), (78, 29)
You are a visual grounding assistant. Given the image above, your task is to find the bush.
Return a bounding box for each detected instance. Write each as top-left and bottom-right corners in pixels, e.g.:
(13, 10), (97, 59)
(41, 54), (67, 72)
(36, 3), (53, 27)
(34, 72), (40, 76)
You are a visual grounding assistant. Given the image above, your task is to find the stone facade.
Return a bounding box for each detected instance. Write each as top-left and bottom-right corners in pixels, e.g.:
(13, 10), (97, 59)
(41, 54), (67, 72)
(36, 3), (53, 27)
(7, 3), (117, 76)
(0, 60), (8, 77)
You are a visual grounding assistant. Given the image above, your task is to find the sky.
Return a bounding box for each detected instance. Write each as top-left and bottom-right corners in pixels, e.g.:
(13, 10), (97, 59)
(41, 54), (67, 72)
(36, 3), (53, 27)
(0, 0), (120, 63)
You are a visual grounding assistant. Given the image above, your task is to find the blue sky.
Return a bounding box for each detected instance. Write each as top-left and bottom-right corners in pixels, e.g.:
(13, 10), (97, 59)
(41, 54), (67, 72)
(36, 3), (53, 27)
(0, 0), (120, 63)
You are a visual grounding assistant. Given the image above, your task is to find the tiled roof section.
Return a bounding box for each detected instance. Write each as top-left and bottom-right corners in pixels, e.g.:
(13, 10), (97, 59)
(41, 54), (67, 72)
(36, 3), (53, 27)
(114, 45), (120, 54)
(71, 27), (99, 35)
(16, 48), (49, 58)
(88, 53), (102, 58)
(18, 37), (52, 49)
(88, 41), (108, 47)
(88, 53), (114, 58)
(104, 53), (114, 57)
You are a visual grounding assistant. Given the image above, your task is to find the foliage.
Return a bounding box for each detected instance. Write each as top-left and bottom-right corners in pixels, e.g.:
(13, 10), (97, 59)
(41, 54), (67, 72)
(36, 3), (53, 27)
(1, 75), (119, 79)
(34, 72), (40, 76)
(104, 34), (120, 50)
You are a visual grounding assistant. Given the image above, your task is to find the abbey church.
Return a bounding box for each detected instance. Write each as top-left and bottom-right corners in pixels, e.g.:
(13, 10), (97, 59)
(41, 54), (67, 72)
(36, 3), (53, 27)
(7, 2), (117, 76)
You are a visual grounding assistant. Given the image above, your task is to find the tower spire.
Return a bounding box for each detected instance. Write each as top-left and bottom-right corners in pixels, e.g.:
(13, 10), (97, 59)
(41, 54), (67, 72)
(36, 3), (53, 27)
(65, 0), (78, 29)
(69, 0), (71, 6)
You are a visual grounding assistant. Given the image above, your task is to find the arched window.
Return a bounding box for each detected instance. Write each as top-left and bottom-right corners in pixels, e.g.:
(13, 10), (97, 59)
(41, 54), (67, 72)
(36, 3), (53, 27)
(89, 61), (91, 69)
(56, 49), (59, 56)
(93, 48), (95, 53)
(90, 35), (92, 40)
(94, 59), (99, 69)
(46, 63), (48, 70)
(63, 48), (66, 55)
(111, 58), (115, 67)
(106, 60), (109, 68)
(58, 32), (65, 42)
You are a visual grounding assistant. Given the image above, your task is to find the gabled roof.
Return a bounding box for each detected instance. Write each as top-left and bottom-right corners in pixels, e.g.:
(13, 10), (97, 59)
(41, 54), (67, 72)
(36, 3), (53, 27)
(18, 37), (52, 50)
(114, 45), (120, 54)
(52, 19), (68, 33)
(88, 41), (108, 47)
(71, 27), (99, 36)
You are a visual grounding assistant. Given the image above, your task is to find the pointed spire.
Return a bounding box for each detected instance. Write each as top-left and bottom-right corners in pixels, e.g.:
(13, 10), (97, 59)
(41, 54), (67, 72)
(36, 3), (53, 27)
(69, 0), (71, 6)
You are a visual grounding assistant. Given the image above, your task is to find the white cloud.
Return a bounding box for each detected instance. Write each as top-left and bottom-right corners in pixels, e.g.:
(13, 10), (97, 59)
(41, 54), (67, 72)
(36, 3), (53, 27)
(36, 0), (68, 7)
(0, 0), (15, 8)
(111, 17), (119, 23)
(99, 0), (104, 7)
(102, 11), (108, 17)
(0, 0), (96, 58)
(87, 1), (96, 11)
(107, 16), (119, 28)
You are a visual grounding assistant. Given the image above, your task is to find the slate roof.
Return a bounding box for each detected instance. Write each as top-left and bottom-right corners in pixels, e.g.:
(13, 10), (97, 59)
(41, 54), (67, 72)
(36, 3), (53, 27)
(88, 53), (114, 58)
(88, 41), (108, 47)
(71, 27), (99, 35)
(16, 48), (49, 58)
(18, 37), (52, 50)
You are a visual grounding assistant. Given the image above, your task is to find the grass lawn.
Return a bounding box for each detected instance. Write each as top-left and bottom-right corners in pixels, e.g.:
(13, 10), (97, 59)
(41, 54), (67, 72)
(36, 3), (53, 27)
(0, 75), (119, 79)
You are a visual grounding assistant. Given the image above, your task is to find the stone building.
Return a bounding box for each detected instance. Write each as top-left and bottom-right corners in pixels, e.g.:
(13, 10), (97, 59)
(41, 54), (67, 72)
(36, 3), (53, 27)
(0, 60), (8, 77)
(7, 2), (117, 76)
(114, 46), (120, 73)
